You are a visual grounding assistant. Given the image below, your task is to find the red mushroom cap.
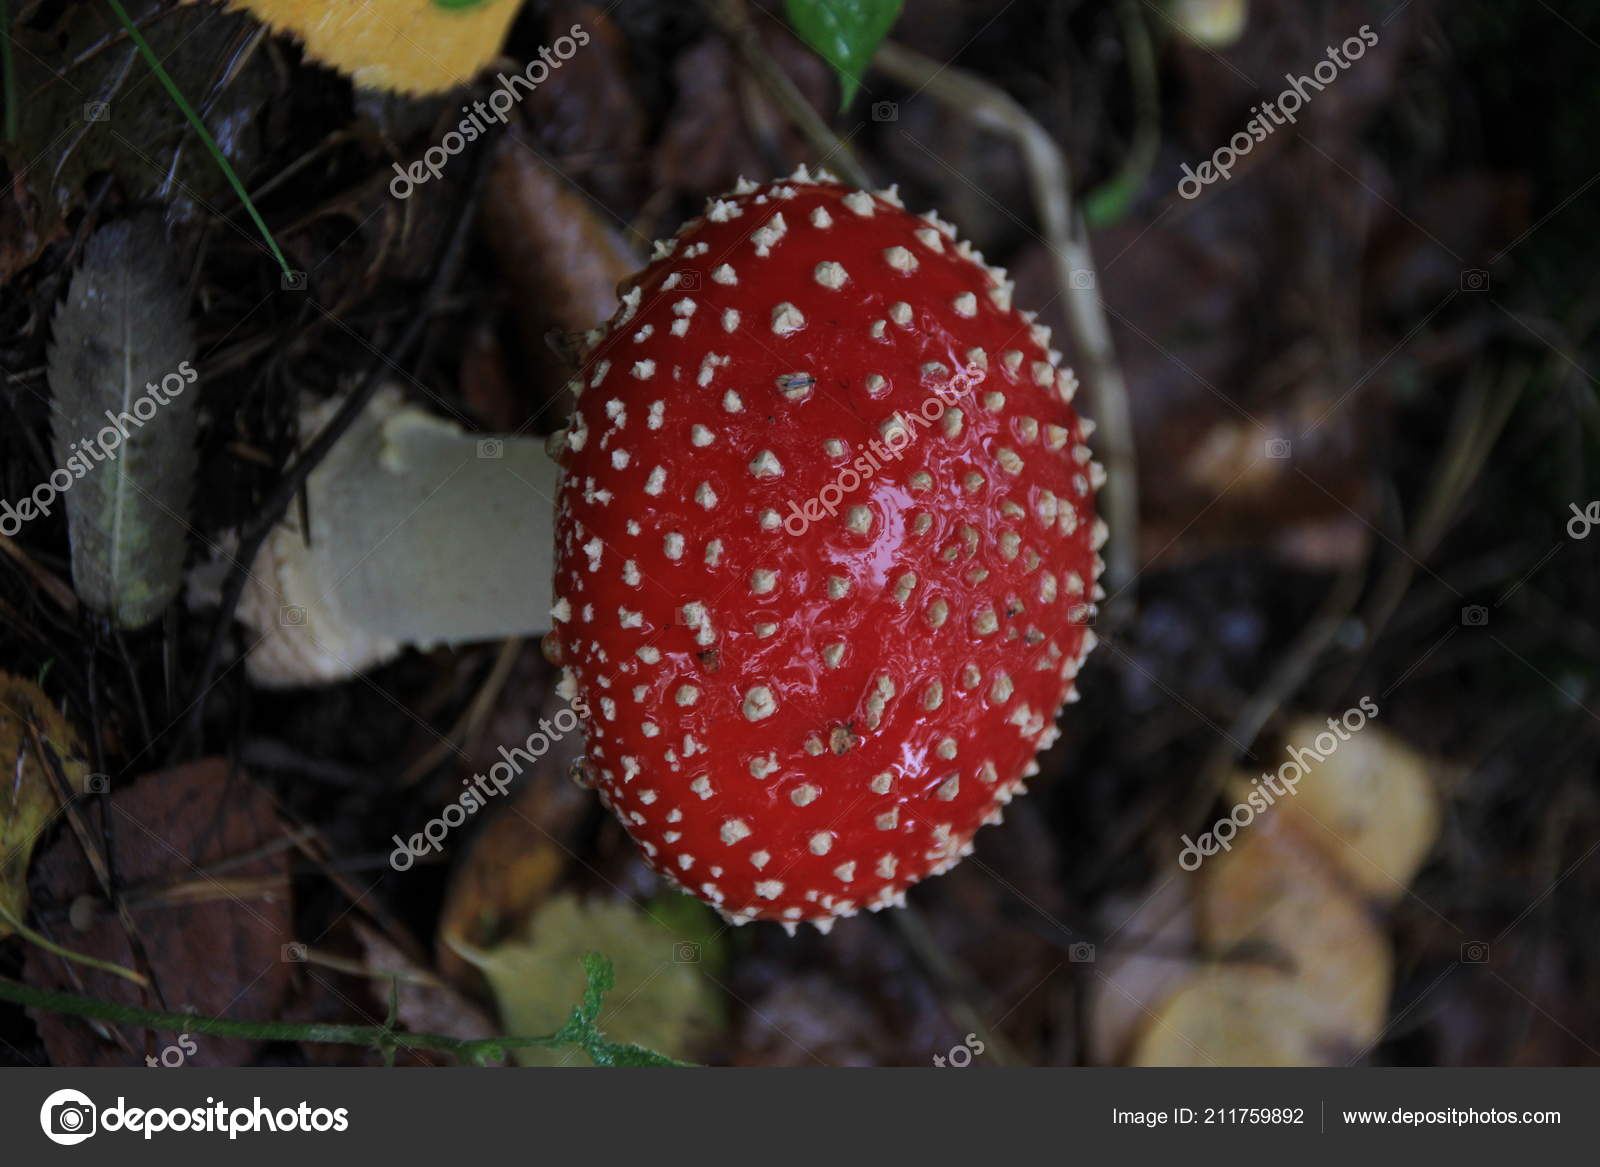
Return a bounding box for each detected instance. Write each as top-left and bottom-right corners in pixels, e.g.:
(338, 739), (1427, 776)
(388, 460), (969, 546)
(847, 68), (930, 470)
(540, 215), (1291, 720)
(551, 168), (1104, 932)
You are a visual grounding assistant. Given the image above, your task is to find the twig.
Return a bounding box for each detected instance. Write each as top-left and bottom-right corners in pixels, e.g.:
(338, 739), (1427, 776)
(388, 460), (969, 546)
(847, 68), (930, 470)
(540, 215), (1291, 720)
(176, 145), (495, 760)
(0, 950), (691, 1066)
(1188, 561), (1367, 823)
(399, 638), (524, 788)
(26, 718), (167, 1005)
(0, 976), (560, 1062)
(698, 0), (871, 189)
(890, 907), (1022, 1066)
(1320, 357), (1534, 703)
(0, 904), (149, 987)
(1, 0), (17, 144)
(873, 40), (1140, 600)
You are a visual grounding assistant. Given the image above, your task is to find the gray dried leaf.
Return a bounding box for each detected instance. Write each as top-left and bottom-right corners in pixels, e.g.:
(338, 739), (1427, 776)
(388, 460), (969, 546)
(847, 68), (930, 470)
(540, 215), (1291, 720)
(47, 216), (197, 629)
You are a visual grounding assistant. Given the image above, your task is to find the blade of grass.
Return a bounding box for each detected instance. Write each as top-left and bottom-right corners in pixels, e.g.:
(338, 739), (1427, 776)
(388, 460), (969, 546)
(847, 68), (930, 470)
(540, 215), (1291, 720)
(102, 0), (290, 277)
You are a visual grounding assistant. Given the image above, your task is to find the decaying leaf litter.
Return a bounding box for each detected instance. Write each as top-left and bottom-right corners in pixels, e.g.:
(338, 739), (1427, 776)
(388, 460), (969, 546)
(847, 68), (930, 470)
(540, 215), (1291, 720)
(0, 0), (1597, 1067)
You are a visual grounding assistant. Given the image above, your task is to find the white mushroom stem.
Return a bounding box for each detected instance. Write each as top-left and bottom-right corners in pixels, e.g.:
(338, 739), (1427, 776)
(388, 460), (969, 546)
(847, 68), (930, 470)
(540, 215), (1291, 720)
(234, 388), (557, 687)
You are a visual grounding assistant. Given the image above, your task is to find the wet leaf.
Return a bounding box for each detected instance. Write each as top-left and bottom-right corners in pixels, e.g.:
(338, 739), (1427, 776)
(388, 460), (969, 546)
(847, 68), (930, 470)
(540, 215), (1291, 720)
(784, 0), (902, 109)
(0, 675), (85, 940)
(48, 216), (197, 629)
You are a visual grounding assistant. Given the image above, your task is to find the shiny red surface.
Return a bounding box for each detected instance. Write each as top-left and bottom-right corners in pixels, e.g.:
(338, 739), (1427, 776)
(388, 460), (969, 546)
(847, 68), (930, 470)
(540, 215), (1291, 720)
(552, 177), (1100, 928)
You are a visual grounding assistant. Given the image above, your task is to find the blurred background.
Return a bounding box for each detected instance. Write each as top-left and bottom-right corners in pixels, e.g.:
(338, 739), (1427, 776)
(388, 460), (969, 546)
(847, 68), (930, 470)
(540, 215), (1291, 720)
(1, 0), (1597, 1066)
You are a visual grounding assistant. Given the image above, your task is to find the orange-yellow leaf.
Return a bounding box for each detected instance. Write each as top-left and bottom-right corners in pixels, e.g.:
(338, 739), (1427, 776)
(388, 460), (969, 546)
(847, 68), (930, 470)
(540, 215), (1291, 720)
(227, 0), (523, 95)
(0, 675), (86, 938)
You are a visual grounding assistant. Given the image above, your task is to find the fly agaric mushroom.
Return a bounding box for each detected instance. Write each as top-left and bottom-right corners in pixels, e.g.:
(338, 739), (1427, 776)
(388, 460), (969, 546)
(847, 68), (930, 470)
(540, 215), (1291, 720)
(550, 167), (1105, 932)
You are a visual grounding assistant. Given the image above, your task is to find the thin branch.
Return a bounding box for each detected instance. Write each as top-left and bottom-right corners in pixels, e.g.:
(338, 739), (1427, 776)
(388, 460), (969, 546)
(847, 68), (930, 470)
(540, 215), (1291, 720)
(873, 40), (1140, 600)
(698, 0), (872, 189)
(0, 906), (149, 987)
(176, 141), (495, 759)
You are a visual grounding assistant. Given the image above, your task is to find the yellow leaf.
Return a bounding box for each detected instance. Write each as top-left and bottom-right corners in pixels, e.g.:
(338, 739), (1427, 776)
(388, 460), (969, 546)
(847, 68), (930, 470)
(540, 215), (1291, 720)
(1130, 967), (1333, 1067)
(451, 893), (721, 1066)
(0, 675), (87, 939)
(226, 0), (524, 95)
(1272, 717), (1440, 901)
(1202, 811), (1392, 1052)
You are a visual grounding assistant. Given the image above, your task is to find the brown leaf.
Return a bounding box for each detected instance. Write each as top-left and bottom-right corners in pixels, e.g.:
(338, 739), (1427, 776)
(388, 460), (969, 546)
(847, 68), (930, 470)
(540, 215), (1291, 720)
(479, 138), (640, 410)
(23, 760), (293, 1067)
(524, 2), (648, 212)
(353, 921), (498, 1066)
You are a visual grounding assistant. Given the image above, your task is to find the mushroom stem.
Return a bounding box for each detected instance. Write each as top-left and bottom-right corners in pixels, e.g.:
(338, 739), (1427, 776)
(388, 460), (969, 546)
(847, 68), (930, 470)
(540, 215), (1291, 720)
(235, 389), (556, 686)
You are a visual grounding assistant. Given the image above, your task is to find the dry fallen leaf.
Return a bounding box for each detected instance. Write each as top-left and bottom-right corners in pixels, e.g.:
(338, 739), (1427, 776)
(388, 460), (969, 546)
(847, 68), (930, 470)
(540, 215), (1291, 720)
(228, 0), (524, 94)
(1271, 717), (1441, 901)
(479, 137), (640, 409)
(1130, 967), (1336, 1067)
(1113, 719), (1442, 1066)
(23, 759), (294, 1067)
(1202, 809), (1392, 1049)
(0, 674), (85, 939)
(1086, 877), (1199, 1066)
(353, 921), (498, 1066)
(434, 675), (591, 987)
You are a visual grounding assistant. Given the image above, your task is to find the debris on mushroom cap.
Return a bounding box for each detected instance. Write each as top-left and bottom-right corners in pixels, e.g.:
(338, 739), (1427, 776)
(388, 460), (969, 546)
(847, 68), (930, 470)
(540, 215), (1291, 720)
(550, 168), (1104, 932)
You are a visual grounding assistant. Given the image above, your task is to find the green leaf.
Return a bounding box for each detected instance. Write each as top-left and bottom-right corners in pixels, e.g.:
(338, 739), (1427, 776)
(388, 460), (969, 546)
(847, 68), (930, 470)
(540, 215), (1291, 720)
(785, 0), (903, 110)
(1083, 168), (1144, 230)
